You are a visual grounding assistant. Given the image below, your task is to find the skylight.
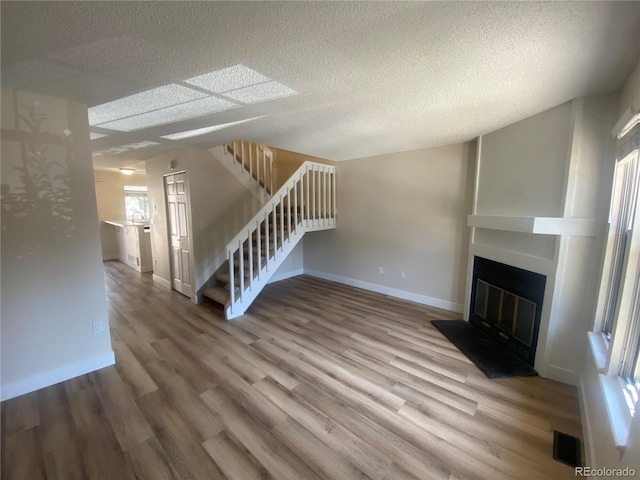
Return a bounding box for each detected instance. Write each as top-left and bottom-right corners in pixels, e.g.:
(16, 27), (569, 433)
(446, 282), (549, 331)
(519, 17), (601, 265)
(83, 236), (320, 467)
(88, 84), (207, 125)
(184, 64), (298, 104)
(184, 65), (270, 93)
(97, 97), (237, 132)
(160, 116), (266, 140)
(87, 64), (296, 133)
(222, 81), (297, 104)
(93, 141), (160, 156)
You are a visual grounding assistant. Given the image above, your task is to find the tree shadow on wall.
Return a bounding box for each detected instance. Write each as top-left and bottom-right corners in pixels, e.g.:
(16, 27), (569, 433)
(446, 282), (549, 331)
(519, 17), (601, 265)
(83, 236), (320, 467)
(1, 102), (75, 258)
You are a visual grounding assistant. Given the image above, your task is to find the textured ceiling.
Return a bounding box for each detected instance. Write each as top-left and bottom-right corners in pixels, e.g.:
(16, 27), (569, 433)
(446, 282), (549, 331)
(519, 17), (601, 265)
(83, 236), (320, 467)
(2, 1), (639, 167)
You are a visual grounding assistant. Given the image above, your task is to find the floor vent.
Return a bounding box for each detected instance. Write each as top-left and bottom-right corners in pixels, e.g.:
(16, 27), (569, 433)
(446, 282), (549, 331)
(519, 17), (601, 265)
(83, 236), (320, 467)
(552, 431), (582, 467)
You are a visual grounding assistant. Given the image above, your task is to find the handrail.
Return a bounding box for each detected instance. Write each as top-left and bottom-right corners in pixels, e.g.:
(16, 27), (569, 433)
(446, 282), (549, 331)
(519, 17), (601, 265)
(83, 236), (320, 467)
(225, 160), (336, 316)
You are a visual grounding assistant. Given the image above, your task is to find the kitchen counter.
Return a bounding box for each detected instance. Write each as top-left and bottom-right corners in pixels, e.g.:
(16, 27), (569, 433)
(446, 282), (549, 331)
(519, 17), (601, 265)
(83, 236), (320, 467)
(104, 220), (149, 228)
(103, 221), (152, 272)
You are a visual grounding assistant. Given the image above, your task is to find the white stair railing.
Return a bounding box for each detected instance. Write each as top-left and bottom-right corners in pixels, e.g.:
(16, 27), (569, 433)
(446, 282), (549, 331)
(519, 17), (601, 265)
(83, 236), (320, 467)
(225, 141), (274, 196)
(225, 161), (336, 319)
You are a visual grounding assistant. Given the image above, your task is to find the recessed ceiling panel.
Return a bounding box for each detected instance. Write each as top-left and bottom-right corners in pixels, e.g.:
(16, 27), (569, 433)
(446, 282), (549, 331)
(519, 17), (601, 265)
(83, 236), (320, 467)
(160, 115), (266, 140)
(222, 81), (298, 104)
(2, 2), (637, 161)
(96, 96), (238, 131)
(93, 140), (160, 156)
(184, 64), (271, 93)
(88, 84), (208, 125)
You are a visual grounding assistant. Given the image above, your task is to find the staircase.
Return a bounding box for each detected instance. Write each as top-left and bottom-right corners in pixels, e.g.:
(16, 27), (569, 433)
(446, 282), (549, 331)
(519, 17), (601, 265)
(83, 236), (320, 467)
(203, 155), (336, 319)
(209, 141), (274, 203)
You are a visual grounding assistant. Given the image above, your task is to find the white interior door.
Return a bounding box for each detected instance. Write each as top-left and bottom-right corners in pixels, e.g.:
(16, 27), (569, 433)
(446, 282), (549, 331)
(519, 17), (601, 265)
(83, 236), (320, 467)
(164, 172), (194, 298)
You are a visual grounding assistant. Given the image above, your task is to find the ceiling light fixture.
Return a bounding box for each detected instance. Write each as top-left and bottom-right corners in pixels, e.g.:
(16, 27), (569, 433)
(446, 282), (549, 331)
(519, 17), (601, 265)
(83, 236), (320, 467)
(119, 168), (135, 175)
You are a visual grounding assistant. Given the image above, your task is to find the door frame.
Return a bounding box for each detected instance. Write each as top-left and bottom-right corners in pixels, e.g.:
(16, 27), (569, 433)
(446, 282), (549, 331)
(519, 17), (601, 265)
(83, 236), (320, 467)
(163, 170), (196, 303)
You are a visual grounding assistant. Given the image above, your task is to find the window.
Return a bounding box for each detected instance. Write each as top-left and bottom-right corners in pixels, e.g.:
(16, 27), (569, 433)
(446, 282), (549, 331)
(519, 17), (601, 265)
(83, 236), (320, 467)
(124, 185), (149, 221)
(600, 150), (638, 337)
(595, 115), (640, 420)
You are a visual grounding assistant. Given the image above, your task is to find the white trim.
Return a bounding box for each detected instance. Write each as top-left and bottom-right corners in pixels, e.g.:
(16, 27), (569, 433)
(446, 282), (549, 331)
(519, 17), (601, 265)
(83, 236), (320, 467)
(304, 269), (464, 313)
(612, 106), (639, 138)
(468, 244), (556, 277)
(467, 215), (602, 237)
(153, 274), (171, 290)
(587, 331), (609, 373)
(599, 374), (633, 449)
(268, 268), (304, 284)
(547, 365), (577, 386)
(209, 145), (270, 203)
(578, 373), (596, 467)
(1, 351), (115, 401)
(102, 254), (119, 261)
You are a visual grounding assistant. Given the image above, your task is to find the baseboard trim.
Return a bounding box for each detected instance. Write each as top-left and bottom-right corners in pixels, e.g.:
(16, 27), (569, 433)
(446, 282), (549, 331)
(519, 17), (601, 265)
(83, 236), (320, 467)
(1, 351), (116, 401)
(153, 274), (171, 290)
(577, 374), (595, 467)
(102, 255), (119, 261)
(303, 269), (463, 313)
(547, 365), (577, 386)
(268, 268), (304, 284)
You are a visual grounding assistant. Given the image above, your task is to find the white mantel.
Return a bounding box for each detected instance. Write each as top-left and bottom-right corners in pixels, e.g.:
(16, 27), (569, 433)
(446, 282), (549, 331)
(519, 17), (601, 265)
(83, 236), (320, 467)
(467, 215), (603, 237)
(465, 94), (619, 386)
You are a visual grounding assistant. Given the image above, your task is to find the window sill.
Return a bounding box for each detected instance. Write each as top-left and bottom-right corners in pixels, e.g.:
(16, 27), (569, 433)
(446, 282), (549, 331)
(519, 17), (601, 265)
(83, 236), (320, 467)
(587, 331), (608, 373)
(588, 331), (633, 450)
(598, 374), (633, 450)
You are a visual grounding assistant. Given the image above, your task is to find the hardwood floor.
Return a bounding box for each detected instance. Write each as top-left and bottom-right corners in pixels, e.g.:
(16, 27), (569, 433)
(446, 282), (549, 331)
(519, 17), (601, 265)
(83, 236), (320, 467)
(1, 261), (583, 480)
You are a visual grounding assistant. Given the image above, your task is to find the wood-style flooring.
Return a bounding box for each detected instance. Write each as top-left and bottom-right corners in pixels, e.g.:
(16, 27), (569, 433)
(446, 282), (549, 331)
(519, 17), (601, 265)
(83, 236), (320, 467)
(1, 261), (583, 479)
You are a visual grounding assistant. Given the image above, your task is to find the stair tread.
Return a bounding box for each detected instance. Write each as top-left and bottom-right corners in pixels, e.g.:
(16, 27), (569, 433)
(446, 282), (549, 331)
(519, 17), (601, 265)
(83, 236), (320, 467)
(216, 272), (249, 284)
(203, 286), (231, 305)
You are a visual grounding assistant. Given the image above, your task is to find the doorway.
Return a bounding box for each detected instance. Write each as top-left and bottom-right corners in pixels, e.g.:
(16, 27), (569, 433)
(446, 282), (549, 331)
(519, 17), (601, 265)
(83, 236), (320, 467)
(164, 172), (194, 299)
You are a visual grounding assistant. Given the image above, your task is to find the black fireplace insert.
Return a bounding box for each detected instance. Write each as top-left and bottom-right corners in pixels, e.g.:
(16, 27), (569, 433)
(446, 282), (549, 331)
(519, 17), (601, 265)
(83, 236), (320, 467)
(469, 256), (546, 366)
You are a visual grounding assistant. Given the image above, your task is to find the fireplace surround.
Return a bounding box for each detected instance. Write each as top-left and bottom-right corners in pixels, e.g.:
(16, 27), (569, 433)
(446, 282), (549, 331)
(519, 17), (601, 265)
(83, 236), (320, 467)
(469, 256), (546, 366)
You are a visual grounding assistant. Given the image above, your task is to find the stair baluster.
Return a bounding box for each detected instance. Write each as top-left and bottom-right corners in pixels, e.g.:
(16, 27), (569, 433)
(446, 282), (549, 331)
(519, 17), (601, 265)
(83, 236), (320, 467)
(202, 161), (336, 319)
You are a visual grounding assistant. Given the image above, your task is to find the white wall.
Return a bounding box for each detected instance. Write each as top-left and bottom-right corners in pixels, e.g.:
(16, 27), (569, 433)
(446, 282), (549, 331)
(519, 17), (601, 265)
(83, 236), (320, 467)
(470, 96), (618, 384)
(93, 170), (147, 260)
(0, 87), (114, 401)
(304, 143), (475, 312)
(578, 59), (640, 474)
(619, 59), (640, 116)
(473, 102), (572, 263)
(477, 102), (571, 218)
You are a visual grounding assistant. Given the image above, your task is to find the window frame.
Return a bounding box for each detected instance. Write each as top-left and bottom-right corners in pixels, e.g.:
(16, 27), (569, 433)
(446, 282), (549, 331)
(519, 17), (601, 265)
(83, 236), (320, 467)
(123, 185), (149, 221)
(590, 115), (640, 450)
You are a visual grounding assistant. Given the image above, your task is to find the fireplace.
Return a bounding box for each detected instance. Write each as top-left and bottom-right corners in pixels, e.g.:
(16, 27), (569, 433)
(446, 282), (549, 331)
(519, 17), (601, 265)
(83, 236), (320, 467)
(469, 257), (546, 366)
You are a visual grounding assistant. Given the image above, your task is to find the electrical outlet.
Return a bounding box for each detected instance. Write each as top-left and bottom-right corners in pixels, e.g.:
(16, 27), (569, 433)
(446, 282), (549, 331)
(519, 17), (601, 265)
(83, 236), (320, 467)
(400, 271), (406, 279)
(92, 321), (104, 334)
(378, 266), (384, 275)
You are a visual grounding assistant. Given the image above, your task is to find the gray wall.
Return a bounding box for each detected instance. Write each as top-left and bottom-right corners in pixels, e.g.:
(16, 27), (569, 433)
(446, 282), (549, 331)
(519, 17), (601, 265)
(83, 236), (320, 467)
(1, 87), (113, 400)
(304, 143), (475, 312)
